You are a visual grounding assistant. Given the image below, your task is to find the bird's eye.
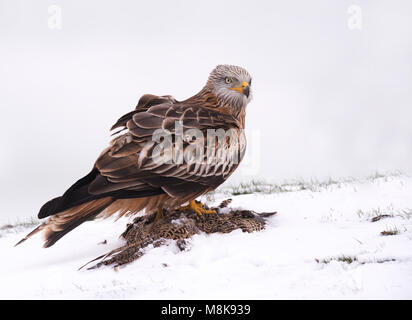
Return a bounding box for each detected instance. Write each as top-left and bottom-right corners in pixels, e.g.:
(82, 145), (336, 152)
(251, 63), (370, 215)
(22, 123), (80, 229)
(249, 79), (252, 86)
(225, 77), (232, 84)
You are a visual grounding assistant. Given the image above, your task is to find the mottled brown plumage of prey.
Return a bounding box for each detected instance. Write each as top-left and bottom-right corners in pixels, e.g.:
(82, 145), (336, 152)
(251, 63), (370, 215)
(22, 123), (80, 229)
(16, 65), (253, 248)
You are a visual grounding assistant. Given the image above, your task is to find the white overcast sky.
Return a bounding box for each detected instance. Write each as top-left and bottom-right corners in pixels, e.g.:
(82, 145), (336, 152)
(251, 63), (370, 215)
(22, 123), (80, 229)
(1, 0), (412, 221)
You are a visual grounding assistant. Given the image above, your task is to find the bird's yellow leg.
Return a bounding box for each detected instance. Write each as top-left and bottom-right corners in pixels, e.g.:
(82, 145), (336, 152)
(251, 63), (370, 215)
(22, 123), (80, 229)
(180, 200), (216, 215)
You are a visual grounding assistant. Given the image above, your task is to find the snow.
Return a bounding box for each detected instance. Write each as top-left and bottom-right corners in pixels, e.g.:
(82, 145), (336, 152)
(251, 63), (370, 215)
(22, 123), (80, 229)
(1, 174), (412, 299)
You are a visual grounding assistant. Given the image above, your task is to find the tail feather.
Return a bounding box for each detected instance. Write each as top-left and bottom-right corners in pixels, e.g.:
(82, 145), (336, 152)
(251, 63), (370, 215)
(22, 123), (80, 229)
(20, 167), (164, 247)
(16, 197), (115, 248)
(14, 224), (44, 247)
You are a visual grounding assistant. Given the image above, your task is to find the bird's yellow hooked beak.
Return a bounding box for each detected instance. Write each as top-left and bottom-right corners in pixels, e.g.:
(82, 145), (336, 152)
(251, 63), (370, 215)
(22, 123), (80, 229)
(230, 81), (250, 97)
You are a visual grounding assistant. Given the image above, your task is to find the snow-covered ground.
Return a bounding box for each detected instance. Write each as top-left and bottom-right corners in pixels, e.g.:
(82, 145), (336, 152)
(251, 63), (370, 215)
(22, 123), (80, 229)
(1, 174), (412, 299)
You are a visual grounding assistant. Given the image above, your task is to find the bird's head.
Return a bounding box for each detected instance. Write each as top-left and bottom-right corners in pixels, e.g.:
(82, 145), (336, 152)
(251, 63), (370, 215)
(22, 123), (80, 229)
(205, 65), (252, 110)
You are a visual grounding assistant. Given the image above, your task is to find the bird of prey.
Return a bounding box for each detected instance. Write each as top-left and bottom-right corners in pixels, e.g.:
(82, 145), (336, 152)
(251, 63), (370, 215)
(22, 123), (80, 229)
(16, 64), (253, 248)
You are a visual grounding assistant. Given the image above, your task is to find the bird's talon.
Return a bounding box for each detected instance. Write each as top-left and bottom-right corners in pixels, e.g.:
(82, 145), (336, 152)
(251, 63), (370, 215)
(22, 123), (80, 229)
(180, 200), (215, 216)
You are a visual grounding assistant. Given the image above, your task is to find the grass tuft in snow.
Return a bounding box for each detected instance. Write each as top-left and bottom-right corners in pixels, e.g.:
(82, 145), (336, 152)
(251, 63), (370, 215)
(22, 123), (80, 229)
(380, 227), (400, 236)
(367, 170), (404, 181)
(316, 255), (358, 264)
(316, 256), (398, 265)
(218, 171), (409, 197)
(371, 214), (393, 222)
(229, 180), (275, 195)
(356, 206), (411, 222)
(0, 218), (40, 235)
(220, 177), (355, 196)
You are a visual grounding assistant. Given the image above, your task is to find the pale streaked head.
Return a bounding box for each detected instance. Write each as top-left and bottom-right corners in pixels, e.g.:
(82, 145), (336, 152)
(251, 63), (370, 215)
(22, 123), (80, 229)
(205, 65), (253, 110)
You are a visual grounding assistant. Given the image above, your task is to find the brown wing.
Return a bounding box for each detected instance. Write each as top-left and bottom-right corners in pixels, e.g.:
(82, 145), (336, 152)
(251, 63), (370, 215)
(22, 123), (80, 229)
(110, 94), (178, 134)
(91, 101), (244, 200)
